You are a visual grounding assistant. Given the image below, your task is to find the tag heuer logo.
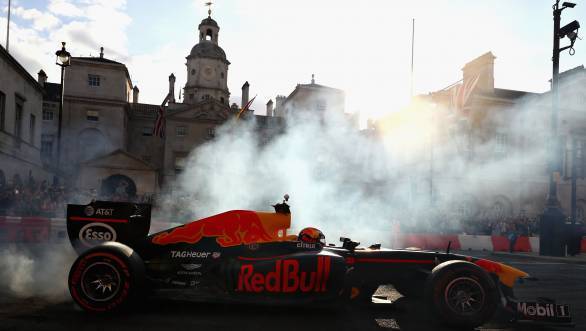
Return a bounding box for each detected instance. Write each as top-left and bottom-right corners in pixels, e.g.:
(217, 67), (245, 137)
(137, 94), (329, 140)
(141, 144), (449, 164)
(84, 206), (95, 217)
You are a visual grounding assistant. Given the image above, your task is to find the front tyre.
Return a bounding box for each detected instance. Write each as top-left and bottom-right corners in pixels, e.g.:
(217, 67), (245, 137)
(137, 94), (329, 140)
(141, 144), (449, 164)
(68, 242), (144, 312)
(425, 260), (498, 329)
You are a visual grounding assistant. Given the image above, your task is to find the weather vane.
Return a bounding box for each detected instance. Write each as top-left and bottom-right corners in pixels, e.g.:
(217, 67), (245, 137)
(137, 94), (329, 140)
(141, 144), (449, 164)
(205, 1), (213, 17)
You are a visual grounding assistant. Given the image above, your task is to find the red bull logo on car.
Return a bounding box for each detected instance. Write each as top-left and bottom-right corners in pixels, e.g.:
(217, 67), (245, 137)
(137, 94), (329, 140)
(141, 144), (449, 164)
(237, 256), (331, 293)
(152, 210), (274, 247)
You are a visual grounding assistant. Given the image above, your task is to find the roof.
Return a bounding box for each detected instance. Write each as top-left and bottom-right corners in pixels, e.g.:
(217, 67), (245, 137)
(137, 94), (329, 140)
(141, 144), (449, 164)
(199, 17), (219, 29)
(0, 44), (44, 93)
(73, 56), (124, 65)
(557, 65), (585, 82)
(188, 41), (229, 64)
(492, 88), (536, 100)
(72, 56), (132, 86)
(43, 82), (61, 103)
(129, 103), (163, 119)
(286, 82), (344, 101)
(81, 149), (154, 170)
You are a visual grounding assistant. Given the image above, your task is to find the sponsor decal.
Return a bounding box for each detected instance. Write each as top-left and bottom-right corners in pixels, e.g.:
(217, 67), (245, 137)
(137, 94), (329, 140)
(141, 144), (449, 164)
(151, 211), (273, 247)
(212, 252), (221, 259)
(171, 251), (211, 259)
(247, 243), (259, 250)
(171, 280), (187, 286)
(517, 302), (570, 319)
(177, 270), (203, 276)
(181, 263), (202, 270)
(78, 222), (117, 247)
(84, 206), (95, 217)
(95, 208), (114, 216)
(237, 256), (331, 293)
(296, 242), (317, 249)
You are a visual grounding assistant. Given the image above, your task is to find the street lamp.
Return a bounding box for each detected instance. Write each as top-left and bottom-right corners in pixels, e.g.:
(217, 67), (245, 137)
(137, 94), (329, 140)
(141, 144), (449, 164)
(540, 1), (580, 256)
(55, 41), (70, 173)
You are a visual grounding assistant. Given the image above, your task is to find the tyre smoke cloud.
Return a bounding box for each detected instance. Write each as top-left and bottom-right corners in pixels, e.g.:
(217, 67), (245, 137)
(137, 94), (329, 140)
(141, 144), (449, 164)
(0, 244), (76, 302)
(173, 92), (550, 247)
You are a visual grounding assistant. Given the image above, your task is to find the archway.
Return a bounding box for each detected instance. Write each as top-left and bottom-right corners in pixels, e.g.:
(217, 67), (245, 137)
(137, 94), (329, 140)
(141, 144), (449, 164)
(99, 174), (137, 202)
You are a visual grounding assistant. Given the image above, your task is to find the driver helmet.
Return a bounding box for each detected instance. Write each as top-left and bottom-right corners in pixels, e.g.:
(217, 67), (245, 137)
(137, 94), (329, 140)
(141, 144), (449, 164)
(298, 227), (325, 245)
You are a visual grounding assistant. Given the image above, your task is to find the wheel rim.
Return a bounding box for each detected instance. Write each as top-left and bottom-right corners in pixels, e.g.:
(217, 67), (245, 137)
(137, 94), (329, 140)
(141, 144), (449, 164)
(80, 261), (121, 302)
(443, 276), (486, 316)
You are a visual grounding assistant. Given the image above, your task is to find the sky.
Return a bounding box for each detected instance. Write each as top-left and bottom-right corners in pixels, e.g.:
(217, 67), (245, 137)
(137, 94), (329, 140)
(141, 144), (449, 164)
(1, 0), (585, 120)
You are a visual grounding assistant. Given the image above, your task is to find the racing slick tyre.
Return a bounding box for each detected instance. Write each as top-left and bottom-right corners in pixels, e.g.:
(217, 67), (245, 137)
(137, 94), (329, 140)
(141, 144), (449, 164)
(424, 260), (499, 329)
(68, 242), (145, 313)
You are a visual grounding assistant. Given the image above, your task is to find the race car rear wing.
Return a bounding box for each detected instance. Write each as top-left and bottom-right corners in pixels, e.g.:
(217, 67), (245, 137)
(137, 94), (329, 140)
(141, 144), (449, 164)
(66, 200), (151, 254)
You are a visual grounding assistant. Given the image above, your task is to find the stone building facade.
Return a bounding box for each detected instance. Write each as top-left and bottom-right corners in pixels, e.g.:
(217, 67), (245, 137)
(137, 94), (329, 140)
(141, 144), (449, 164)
(0, 44), (49, 187)
(391, 51), (586, 225)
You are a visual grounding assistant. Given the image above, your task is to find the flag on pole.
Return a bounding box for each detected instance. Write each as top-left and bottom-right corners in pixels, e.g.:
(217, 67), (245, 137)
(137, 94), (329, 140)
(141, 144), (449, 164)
(450, 74), (480, 113)
(153, 94), (170, 138)
(237, 95), (256, 120)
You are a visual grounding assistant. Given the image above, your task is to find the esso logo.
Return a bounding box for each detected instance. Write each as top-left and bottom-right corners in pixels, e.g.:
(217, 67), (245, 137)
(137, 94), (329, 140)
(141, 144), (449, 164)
(79, 222), (117, 247)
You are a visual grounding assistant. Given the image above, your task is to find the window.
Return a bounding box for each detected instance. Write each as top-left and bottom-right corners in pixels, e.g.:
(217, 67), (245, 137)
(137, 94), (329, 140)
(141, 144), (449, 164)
(0, 91), (5, 130)
(86, 110), (99, 121)
(220, 97), (225, 104)
(204, 95), (210, 100)
(176, 126), (187, 137)
(175, 155), (187, 174)
(189, 94), (194, 100)
(41, 135), (53, 159)
(29, 114), (36, 143)
(15, 97), (23, 139)
(142, 126), (153, 136)
(207, 127), (215, 139)
(42, 109), (54, 121)
(220, 72), (224, 79)
(191, 69), (196, 75)
(88, 74), (100, 87)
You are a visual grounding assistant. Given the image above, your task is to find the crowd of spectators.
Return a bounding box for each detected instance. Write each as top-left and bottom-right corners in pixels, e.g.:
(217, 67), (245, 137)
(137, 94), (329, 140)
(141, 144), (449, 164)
(0, 174), (70, 217)
(0, 173), (155, 218)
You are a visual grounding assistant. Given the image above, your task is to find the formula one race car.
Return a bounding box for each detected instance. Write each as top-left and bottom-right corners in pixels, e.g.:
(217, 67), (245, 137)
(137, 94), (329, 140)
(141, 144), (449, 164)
(66, 197), (572, 329)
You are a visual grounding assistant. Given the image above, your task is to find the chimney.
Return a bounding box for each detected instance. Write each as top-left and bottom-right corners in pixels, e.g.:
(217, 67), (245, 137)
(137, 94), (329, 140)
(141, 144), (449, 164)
(99, 47), (104, 59)
(132, 85), (139, 103)
(266, 99), (274, 117)
(168, 73), (176, 103)
(241, 81), (249, 107)
(37, 69), (47, 87)
(275, 95), (286, 117)
(462, 52), (495, 93)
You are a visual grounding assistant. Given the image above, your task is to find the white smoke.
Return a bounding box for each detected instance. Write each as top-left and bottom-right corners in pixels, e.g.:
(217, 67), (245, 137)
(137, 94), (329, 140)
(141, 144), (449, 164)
(0, 244), (76, 301)
(169, 90), (555, 247)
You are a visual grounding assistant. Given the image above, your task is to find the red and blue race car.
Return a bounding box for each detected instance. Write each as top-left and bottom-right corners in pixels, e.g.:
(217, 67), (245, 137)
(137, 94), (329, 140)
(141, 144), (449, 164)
(66, 196), (572, 329)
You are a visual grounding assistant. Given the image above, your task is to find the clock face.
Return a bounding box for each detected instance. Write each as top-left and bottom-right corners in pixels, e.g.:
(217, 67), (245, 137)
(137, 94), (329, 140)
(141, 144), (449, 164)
(203, 66), (214, 80)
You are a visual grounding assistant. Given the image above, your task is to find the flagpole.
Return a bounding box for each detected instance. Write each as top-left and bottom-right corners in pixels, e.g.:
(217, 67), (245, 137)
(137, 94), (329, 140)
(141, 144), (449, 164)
(410, 18), (415, 98)
(6, 0), (11, 51)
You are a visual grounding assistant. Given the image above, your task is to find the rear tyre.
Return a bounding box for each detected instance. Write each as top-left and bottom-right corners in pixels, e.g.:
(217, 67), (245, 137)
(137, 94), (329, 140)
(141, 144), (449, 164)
(424, 260), (498, 329)
(68, 242), (145, 312)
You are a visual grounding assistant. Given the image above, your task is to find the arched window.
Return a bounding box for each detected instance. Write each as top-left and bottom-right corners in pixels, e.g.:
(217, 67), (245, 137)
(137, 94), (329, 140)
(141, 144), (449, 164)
(206, 29), (213, 41)
(191, 69), (196, 75)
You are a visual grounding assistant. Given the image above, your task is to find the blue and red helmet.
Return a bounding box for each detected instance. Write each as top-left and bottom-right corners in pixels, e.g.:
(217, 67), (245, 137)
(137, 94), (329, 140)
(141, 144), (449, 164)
(298, 227), (325, 245)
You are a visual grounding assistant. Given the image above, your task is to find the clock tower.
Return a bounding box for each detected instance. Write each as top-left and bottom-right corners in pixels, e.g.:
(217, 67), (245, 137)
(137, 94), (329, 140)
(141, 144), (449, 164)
(184, 12), (230, 105)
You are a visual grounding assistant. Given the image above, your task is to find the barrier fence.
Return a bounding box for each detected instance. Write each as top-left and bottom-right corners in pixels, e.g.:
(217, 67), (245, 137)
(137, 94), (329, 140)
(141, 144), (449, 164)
(1, 217), (585, 253)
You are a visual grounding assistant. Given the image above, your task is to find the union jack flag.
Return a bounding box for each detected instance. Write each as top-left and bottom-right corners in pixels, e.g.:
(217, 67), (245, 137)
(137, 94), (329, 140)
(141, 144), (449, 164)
(153, 94), (170, 138)
(450, 74), (480, 113)
(237, 95), (257, 120)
